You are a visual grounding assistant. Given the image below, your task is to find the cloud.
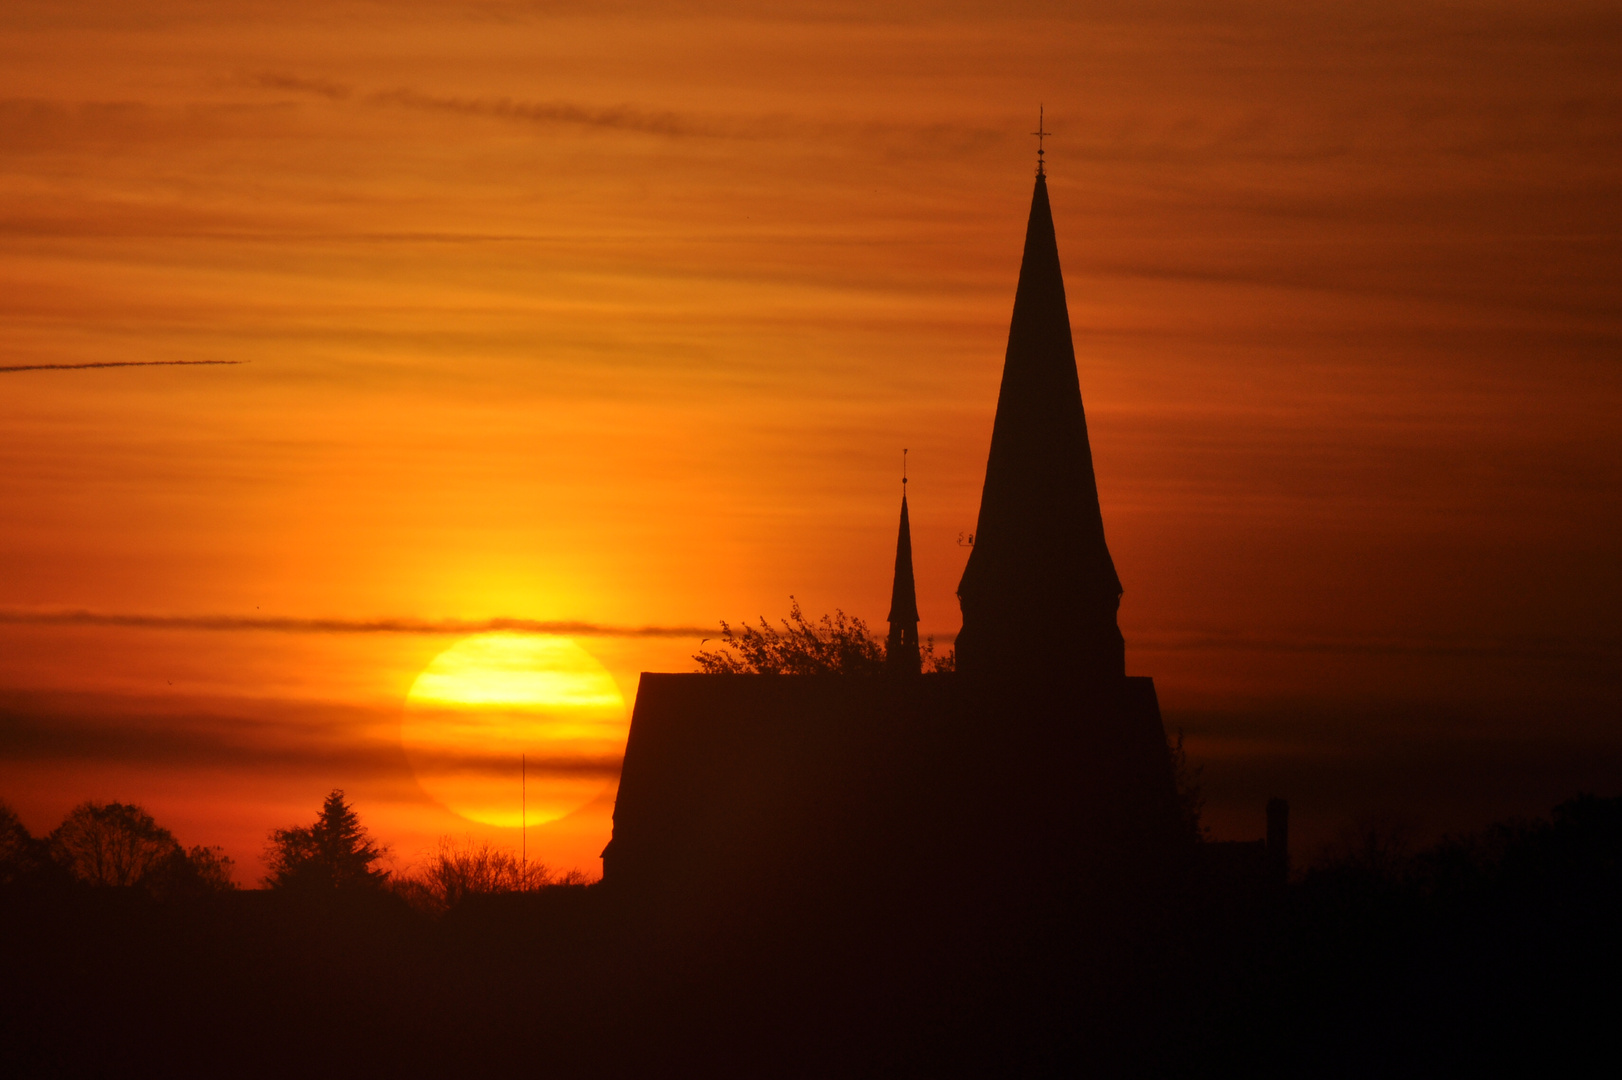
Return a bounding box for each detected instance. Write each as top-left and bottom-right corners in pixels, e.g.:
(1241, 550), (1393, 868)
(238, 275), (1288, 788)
(246, 72), (353, 100)
(249, 71), (708, 137)
(368, 87), (705, 137)
(0, 688), (622, 778)
(0, 608), (715, 639)
(0, 689), (406, 775)
(247, 70), (1012, 149)
(1133, 630), (1621, 665)
(16, 610), (1610, 665)
(0, 360), (243, 373)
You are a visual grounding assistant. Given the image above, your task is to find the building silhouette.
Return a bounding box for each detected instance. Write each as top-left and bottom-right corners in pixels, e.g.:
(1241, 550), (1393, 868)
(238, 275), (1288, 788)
(601, 164), (1187, 1012)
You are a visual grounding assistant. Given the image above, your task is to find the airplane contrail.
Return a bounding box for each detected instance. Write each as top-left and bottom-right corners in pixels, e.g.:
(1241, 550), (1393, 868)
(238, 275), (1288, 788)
(0, 360), (244, 373)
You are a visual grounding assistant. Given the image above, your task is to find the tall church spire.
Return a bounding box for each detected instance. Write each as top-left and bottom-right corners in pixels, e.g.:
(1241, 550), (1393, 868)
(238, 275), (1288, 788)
(956, 166), (1124, 682)
(886, 478), (922, 674)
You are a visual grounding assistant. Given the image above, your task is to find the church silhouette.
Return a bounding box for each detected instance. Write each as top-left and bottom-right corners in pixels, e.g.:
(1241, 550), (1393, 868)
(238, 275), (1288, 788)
(606, 155), (1182, 886)
(599, 160), (1194, 1068)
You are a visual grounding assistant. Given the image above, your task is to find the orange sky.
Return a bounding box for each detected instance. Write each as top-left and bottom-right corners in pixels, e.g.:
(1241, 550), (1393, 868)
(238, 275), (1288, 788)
(2, 0), (1619, 878)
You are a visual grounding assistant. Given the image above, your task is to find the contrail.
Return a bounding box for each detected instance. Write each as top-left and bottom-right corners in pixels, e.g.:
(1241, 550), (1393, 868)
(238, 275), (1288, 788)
(0, 608), (715, 639)
(0, 361), (243, 374)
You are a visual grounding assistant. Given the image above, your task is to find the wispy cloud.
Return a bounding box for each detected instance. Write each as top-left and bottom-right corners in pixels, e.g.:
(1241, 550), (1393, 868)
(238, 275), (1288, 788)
(0, 360), (243, 374)
(0, 690), (405, 774)
(0, 608), (714, 639)
(247, 72), (353, 100)
(368, 87), (705, 137)
(249, 71), (707, 137)
(12, 608), (1614, 662)
(0, 689), (624, 779)
(1134, 630), (1620, 665)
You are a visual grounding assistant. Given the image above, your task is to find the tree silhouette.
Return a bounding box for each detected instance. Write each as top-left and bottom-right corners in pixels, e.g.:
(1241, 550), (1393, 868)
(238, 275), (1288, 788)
(43, 800), (236, 894)
(694, 597), (952, 674)
(264, 789), (388, 891)
(396, 835), (577, 913)
(1168, 731), (1208, 843)
(145, 844), (237, 898)
(49, 801), (179, 888)
(0, 799), (48, 887)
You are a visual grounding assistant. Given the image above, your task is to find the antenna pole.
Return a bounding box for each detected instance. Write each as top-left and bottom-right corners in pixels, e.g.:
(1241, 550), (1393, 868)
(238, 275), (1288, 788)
(521, 753), (526, 891)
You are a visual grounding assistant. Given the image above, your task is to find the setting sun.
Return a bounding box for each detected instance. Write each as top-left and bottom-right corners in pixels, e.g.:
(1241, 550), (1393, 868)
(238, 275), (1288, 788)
(402, 634), (628, 828)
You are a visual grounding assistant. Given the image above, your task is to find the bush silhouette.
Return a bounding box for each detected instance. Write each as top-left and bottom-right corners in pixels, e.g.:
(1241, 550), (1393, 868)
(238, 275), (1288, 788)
(695, 597), (952, 674)
(0, 800), (49, 887)
(396, 835), (583, 913)
(146, 844), (237, 899)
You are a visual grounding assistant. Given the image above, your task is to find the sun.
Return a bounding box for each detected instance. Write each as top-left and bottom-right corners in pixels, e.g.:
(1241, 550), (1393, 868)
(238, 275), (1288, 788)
(401, 633), (628, 827)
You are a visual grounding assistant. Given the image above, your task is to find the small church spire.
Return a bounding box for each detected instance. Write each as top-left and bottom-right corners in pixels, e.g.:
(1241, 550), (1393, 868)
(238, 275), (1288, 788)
(886, 451), (922, 674)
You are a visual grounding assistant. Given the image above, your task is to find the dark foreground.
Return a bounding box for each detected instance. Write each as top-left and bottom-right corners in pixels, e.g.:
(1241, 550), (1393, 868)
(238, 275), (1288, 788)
(4, 795), (1619, 1078)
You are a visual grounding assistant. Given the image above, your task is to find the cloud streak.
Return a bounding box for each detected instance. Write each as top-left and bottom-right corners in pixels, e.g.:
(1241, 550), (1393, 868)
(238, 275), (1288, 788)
(369, 87), (705, 137)
(0, 360), (243, 374)
(0, 608), (714, 639)
(0, 690), (407, 775)
(1132, 630), (1621, 665)
(7, 610), (1613, 662)
(248, 70), (1005, 148)
(0, 695), (623, 779)
(249, 73), (707, 137)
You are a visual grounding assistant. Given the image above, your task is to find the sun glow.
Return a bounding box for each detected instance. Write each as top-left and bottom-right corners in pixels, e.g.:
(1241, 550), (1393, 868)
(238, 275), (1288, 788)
(402, 634), (628, 827)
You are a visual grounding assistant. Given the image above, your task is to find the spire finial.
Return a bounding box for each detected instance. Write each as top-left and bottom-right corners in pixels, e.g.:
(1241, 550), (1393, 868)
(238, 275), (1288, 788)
(902, 448), (909, 492)
(1032, 105), (1048, 178)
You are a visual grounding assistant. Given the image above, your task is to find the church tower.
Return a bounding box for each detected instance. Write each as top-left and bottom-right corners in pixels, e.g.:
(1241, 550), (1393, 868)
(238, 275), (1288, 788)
(956, 155), (1125, 683)
(886, 482), (922, 674)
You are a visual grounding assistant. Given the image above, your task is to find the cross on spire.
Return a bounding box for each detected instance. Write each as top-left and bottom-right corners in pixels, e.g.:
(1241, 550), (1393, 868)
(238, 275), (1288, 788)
(1032, 105), (1049, 178)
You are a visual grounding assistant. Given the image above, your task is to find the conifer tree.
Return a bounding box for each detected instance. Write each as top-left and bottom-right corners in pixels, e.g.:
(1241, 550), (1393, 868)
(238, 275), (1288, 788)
(264, 789), (388, 891)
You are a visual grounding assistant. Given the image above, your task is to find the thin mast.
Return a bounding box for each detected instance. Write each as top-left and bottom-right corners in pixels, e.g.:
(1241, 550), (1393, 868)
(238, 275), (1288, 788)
(521, 753), (526, 890)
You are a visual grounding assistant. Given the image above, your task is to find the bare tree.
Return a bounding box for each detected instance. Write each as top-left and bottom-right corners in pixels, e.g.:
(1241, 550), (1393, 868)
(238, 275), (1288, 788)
(50, 801), (180, 887)
(1168, 731), (1209, 844)
(401, 835), (559, 912)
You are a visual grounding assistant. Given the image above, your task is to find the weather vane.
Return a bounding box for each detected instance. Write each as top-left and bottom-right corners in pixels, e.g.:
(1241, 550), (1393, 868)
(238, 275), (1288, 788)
(1032, 105), (1048, 178)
